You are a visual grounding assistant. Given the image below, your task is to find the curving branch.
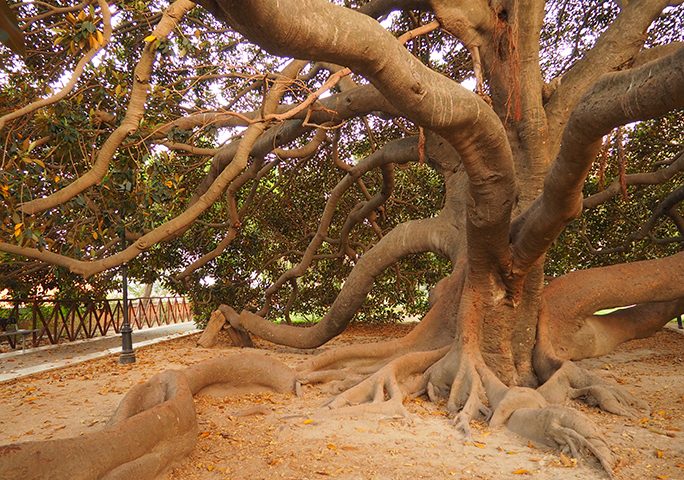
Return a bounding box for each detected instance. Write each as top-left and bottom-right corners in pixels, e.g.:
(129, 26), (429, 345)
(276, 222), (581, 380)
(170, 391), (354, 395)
(544, 251), (684, 321)
(257, 136), (416, 317)
(0, 0), (111, 130)
(224, 215), (461, 349)
(18, 0), (195, 215)
(156, 140), (219, 157)
(583, 149), (684, 210)
(512, 46), (684, 275)
(220, 135), (468, 348)
(358, 0), (430, 19)
(19, 1), (91, 28)
(176, 228), (238, 280)
(274, 127), (327, 159)
(554, 297), (684, 360)
(197, 0), (515, 287)
(544, 0), (672, 148)
(668, 208), (684, 235)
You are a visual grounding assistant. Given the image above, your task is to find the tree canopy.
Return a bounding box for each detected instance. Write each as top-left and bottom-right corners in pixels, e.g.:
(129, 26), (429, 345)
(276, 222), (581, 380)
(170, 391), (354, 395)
(1, 1), (680, 318)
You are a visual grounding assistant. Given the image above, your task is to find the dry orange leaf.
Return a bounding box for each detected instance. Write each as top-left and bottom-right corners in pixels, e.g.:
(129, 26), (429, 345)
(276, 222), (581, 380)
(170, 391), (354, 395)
(512, 468), (531, 475)
(473, 441), (486, 449)
(655, 449), (664, 459)
(560, 452), (577, 468)
(199, 431), (211, 438)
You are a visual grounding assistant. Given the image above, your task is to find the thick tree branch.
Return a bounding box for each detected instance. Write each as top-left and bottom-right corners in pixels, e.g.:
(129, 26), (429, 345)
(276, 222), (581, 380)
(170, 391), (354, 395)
(226, 215), (461, 349)
(198, 0), (516, 285)
(512, 46), (684, 274)
(359, 0), (430, 19)
(667, 208), (684, 235)
(18, 0), (194, 215)
(554, 297), (684, 360)
(583, 149), (684, 210)
(0, 0), (111, 130)
(221, 135), (467, 348)
(544, 0), (671, 148)
(544, 251), (684, 320)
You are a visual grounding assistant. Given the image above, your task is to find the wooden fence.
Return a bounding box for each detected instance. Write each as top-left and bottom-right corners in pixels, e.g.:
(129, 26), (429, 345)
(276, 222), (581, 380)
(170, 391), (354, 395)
(0, 297), (193, 349)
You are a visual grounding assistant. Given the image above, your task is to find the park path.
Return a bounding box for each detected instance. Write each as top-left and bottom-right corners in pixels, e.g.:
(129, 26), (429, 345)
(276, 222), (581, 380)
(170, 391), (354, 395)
(0, 322), (199, 382)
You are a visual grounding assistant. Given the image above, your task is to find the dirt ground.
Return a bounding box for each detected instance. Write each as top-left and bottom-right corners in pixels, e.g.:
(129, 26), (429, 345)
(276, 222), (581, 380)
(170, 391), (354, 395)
(0, 323), (683, 480)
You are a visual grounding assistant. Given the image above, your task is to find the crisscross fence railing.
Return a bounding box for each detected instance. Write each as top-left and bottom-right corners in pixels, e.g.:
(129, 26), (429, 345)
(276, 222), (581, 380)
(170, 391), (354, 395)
(0, 297), (192, 349)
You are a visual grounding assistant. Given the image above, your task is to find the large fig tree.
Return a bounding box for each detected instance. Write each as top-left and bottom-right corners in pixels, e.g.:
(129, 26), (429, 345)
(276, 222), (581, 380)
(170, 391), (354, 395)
(1, 0), (683, 475)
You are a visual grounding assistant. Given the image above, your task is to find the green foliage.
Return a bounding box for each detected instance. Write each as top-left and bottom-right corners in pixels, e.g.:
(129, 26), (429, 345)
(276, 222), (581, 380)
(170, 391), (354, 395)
(548, 111), (684, 276)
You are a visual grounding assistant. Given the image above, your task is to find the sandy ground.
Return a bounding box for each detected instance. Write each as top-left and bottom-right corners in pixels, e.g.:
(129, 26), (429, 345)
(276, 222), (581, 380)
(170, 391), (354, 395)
(0, 324), (682, 480)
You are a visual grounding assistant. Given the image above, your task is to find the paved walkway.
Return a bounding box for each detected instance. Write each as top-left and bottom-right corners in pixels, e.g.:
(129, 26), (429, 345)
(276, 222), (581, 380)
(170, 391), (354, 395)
(666, 322), (684, 335)
(0, 322), (199, 382)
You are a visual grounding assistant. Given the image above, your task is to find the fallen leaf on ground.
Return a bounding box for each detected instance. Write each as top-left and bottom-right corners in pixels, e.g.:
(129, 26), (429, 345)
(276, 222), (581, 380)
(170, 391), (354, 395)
(560, 452), (577, 467)
(512, 468), (531, 475)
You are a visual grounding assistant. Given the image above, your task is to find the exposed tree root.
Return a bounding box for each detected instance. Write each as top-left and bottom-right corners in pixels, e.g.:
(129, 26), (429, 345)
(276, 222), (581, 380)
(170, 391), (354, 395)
(426, 353), (493, 437)
(320, 347), (449, 417)
(534, 301), (650, 419)
(507, 405), (615, 477)
(305, 335), (618, 478)
(297, 272), (460, 389)
(0, 353), (297, 480)
(301, 318), (622, 478)
(486, 384), (614, 475)
(537, 360), (649, 418)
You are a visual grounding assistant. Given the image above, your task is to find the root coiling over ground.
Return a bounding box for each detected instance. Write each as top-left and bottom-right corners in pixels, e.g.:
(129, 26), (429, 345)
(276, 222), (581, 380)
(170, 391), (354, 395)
(0, 353), (298, 480)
